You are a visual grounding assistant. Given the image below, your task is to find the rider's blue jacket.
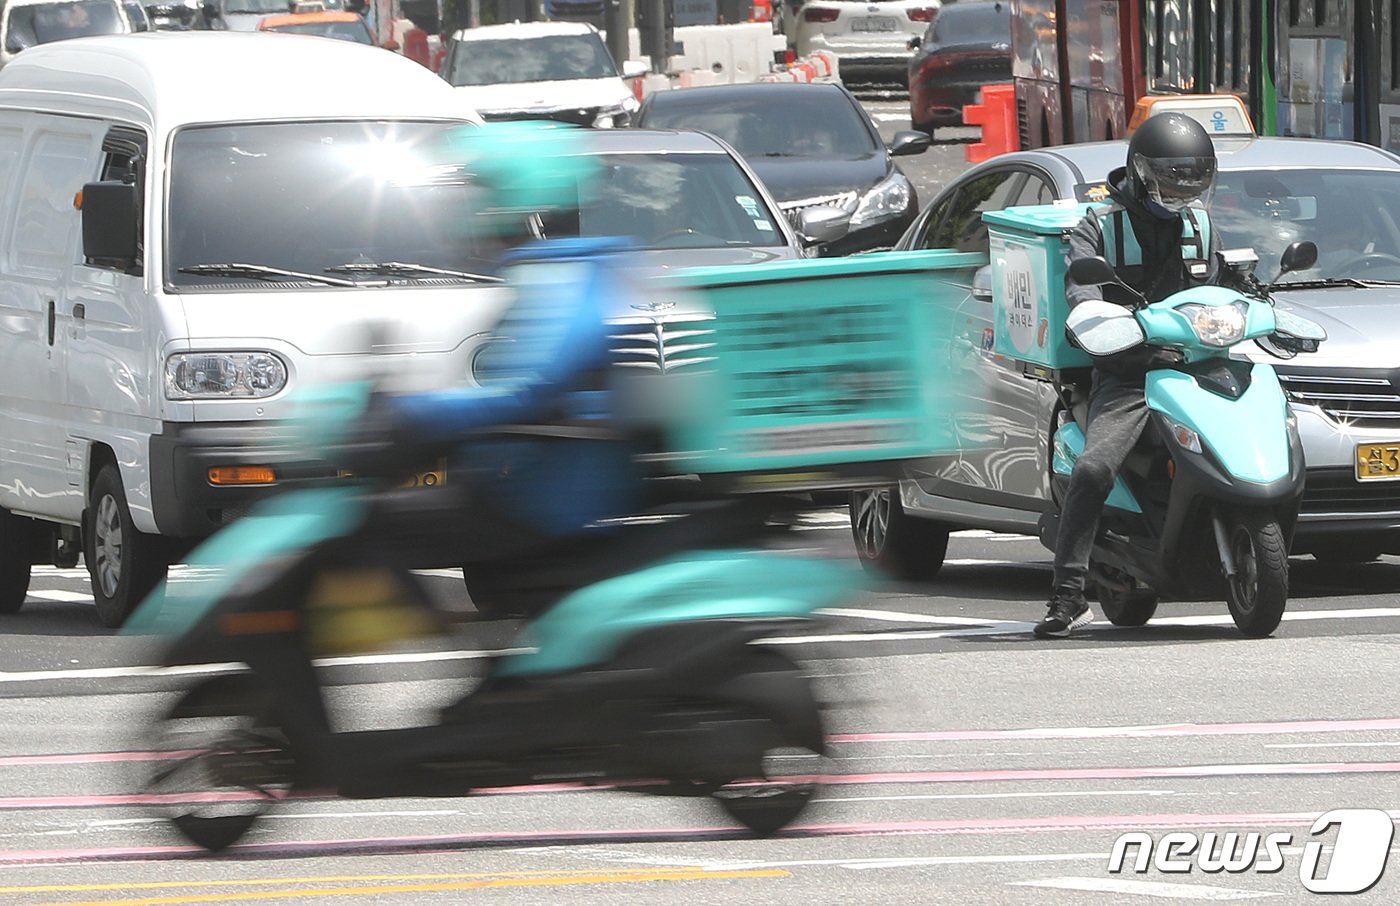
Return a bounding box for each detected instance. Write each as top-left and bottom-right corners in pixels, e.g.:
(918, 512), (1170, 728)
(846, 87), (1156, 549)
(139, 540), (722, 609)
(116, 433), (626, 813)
(389, 238), (645, 536)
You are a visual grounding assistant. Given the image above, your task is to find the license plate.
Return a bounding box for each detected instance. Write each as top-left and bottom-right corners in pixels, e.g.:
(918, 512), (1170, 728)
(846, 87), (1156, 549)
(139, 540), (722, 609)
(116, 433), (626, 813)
(1356, 443), (1400, 481)
(339, 459), (446, 488)
(852, 15), (898, 31)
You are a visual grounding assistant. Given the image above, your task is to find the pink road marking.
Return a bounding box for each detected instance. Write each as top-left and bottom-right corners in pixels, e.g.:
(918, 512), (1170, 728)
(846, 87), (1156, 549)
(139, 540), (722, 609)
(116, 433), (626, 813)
(829, 715), (1400, 744)
(10, 715), (1400, 769)
(2, 810), (1395, 865)
(6, 761), (1398, 811)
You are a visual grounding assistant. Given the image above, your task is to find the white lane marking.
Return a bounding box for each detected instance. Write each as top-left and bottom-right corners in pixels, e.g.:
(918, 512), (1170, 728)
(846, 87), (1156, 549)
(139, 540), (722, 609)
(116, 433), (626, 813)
(952, 530), (1035, 541)
(1009, 877), (1280, 900)
(818, 789), (1177, 804)
(26, 590), (93, 603)
(821, 607), (1006, 626)
(581, 851), (1112, 871)
(870, 113), (912, 123)
(412, 568), (464, 579)
(1152, 607), (1400, 627)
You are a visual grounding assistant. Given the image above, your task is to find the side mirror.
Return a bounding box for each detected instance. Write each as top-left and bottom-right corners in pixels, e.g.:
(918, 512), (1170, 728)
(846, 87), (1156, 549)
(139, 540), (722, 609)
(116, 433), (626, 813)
(81, 181), (139, 270)
(795, 205), (851, 245)
(888, 130), (931, 156)
(621, 60), (649, 78)
(972, 264), (993, 300)
(1065, 299), (1147, 356)
(907, 35), (921, 50)
(1067, 255), (1119, 287)
(201, 0), (217, 17)
(1278, 240), (1318, 275)
(5, 35), (29, 53)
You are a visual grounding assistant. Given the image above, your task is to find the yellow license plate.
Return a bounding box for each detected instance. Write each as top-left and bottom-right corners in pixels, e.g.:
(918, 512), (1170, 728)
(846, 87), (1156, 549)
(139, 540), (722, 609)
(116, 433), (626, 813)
(1356, 443), (1400, 481)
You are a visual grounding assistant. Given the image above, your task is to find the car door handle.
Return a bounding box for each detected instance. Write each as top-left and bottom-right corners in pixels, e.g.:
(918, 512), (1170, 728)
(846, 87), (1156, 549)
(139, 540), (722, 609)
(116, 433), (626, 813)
(46, 299), (55, 346)
(70, 303), (86, 340)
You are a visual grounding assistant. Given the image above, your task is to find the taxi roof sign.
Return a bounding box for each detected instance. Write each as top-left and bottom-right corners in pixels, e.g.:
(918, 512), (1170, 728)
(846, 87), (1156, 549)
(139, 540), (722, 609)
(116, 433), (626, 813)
(1127, 95), (1255, 137)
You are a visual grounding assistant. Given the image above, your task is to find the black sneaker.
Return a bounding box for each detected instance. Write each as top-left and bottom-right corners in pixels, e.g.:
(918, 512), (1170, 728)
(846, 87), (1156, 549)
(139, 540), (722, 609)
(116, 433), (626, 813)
(1033, 590), (1093, 638)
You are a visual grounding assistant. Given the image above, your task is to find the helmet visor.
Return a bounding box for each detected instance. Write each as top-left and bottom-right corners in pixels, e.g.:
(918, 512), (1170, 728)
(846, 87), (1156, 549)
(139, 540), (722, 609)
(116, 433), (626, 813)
(1134, 155), (1217, 211)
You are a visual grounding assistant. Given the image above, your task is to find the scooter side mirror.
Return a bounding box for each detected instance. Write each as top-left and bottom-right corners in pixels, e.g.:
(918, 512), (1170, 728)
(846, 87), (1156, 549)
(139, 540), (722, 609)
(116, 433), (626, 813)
(1067, 256), (1119, 287)
(1278, 240), (1318, 275)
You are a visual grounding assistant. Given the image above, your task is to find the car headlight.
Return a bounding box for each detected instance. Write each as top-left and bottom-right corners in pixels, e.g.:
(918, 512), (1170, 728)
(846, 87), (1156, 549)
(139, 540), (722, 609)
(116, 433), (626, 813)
(166, 352), (288, 400)
(593, 98), (638, 129)
(850, 171), (914, 229)
(1177, 301), (1247, 347)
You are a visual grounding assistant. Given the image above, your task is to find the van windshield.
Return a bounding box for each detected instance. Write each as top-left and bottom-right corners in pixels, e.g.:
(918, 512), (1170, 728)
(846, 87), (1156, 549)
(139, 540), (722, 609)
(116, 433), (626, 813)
(167, 121), (513, 288)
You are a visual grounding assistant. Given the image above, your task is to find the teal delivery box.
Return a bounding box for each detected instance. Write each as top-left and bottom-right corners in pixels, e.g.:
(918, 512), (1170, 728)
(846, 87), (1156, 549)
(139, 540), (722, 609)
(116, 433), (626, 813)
(983, 202), (1104, 373)
(635, 248), (984, 491)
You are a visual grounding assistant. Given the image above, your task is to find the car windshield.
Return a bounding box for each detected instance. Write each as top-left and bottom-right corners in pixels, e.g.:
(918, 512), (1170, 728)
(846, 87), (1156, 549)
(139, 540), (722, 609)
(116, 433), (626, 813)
(7, 0), (123, 45)
(639, 91), (880, 159)
(445, 34), (618, 86)
(265, 19), (370, 41)
(537, 152), (787, 250)
(166, 121), (513, 288)
(929, 2), (1009, 44)
(1209, 168), (1400, 282)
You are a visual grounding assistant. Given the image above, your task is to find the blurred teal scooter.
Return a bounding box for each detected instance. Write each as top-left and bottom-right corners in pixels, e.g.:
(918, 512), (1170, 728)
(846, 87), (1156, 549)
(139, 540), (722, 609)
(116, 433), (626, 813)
(1042, 241), (1327, 636)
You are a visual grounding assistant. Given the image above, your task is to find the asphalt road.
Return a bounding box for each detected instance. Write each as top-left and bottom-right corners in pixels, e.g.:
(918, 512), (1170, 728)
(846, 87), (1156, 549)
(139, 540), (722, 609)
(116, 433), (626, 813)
(2, 103), (1399, 905)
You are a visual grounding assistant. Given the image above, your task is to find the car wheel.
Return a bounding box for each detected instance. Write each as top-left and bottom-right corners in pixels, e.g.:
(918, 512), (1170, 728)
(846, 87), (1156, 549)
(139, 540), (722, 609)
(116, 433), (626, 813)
(88, 464), (170, 628)
(849, 487), (950, 580)
(0, 507), (34, 614)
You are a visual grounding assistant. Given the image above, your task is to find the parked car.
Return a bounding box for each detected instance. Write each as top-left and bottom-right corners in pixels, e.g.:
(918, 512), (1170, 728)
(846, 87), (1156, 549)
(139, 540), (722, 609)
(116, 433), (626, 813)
(907, 0), (1010, 136)
(440, 21), (646, 128)
(635, 81), (929, 255)
(257, 9), (372, 42)
(144, 0), (200, 29)
(199, 0), (289, 31)
(789, 0), (939, 83)
(1, 0), (148, 64)
(852, 133), (1400, 576)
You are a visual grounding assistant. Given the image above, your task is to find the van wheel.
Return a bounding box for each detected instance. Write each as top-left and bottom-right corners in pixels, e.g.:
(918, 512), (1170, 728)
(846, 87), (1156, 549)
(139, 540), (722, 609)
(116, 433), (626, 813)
(0, 507), (34, 614)
(88, 465), (169, 629)
(849, 487), (950, 580)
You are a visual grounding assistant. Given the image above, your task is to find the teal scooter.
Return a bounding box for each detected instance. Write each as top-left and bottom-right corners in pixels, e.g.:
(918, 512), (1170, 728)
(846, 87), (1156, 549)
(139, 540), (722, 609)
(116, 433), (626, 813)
(1041, 242), (1327, 637)
(125, 374), (860, 852)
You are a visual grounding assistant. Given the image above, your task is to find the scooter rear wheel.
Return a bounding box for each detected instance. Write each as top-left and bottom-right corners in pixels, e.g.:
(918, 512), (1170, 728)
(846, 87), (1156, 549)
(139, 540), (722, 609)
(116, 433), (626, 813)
(709, 651), (825, 836)
(1223, 511), (1288, 638)
(144, 674), (295, 852)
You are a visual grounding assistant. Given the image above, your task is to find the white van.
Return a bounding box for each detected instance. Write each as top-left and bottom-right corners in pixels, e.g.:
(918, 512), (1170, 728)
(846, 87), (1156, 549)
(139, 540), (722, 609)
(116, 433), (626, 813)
(440, 22), (646, 128)
(0, 33), (513, 626)
(0, 0), (151, 67)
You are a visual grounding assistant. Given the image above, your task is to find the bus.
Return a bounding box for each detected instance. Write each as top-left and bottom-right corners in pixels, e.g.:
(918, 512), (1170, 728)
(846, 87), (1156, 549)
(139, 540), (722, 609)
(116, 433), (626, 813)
(1011, 0), (1400, 152)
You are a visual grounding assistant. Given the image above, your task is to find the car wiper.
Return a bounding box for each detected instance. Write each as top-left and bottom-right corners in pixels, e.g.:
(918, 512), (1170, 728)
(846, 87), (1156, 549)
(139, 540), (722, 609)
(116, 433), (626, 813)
(324, 261), (505, 283)
(1269, 277), (1370, 290)
(178, 262), (361, 287)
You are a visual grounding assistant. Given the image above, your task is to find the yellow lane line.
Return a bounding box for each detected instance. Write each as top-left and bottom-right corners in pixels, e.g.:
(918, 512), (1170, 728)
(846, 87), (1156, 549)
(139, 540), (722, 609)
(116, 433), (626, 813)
(0, 868), (711, 894)
(34, 869), (791, 906)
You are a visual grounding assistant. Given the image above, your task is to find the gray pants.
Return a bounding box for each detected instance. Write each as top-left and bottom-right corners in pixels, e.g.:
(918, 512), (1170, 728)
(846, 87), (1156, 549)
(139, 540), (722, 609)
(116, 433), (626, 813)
(1051, 371), (1151, 594)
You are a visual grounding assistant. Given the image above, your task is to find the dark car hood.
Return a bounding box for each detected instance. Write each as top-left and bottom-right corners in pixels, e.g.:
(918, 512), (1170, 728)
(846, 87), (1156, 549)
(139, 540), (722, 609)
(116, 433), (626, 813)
(746, 154), (891, 204)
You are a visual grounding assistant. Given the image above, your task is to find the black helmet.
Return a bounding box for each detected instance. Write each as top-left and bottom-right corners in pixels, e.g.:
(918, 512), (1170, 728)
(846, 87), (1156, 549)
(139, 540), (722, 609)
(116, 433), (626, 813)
(1127, 112), (1217, 214)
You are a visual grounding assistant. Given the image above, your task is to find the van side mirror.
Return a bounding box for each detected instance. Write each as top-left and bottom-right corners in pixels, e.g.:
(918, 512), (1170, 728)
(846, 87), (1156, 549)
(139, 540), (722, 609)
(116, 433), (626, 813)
(5, 35), (28, 54)
(795, 205), (851, 246)
(202, 0), (218, 18)
(1067, 255), (1119, 286)
(621, 60), (649, 78)
(1278, 240), (1318, 275)
(81, 181), (139, 271)
(888, 130), (931, 156)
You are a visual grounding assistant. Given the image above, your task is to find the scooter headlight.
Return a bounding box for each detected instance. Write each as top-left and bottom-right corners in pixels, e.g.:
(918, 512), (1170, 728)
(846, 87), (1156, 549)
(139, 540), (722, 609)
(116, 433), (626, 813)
(1177, 302), (1248, 347)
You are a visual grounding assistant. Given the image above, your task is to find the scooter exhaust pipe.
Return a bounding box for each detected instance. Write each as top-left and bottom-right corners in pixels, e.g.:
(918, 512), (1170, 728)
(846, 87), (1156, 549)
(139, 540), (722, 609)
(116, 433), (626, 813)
(1211, 511), (1237, 579)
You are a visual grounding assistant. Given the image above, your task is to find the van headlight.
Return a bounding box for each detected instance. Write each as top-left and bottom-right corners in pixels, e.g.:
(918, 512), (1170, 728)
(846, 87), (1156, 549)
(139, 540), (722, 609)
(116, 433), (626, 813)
(166, 352), (288, 399)
(850, 171), (914, 229)
(1177, 302), (1248, 347)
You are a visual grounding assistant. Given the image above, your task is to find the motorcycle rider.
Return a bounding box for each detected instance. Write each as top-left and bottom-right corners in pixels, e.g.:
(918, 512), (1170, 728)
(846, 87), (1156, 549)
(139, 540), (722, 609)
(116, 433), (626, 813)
(1034, 112), (1223, 638)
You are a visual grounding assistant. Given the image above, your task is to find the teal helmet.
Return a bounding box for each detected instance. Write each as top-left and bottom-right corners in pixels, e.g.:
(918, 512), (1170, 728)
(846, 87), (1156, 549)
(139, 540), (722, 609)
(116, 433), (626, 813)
(443, 120), (600, 218)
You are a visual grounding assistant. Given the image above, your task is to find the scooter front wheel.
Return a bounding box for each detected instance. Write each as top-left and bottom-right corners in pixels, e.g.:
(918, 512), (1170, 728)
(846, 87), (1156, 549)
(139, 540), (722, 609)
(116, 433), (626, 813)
(1222, 510), (1289, 638)
(144, 674), (295, 852)
(1091, 566), (1159, 627)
